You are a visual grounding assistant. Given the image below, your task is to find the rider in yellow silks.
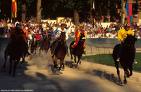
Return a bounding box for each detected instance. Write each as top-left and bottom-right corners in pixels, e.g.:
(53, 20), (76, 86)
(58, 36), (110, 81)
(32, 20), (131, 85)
(117, 25), (134, 43)
(117, 25), (135, 61)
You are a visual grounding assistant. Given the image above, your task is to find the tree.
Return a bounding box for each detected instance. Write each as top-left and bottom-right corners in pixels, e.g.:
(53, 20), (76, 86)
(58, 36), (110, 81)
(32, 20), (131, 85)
(22, 0), (26, 22)
(50, 0), (86, 25)
(37, 0), (42, 23)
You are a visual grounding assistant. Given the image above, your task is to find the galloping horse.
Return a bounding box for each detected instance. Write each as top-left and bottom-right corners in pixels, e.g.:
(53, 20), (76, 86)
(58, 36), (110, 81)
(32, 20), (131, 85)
(69, 33), (85, 66)
(112, 35), (137, 84)
(50, 32), (68, 70)
(3, 28), (29, 76)
(39, 34), (52, 54)
(30, 37), (38, 54)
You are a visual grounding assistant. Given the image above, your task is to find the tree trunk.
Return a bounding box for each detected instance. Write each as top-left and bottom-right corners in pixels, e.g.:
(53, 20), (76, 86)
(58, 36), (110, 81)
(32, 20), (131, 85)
(121, 0), (126, 24)
(138, 1), (141, 25)
(74, 9), (79, 25)
(22, 0), (26, 22)
(37, 0), (41, 23)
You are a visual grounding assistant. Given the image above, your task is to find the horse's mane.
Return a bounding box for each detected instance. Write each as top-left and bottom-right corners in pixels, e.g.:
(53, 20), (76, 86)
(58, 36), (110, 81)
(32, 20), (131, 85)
(123, 35), (137, 47)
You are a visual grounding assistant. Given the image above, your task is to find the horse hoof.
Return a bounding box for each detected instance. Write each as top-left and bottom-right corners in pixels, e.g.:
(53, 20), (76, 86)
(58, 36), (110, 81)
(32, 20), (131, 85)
(117, 81), (124, 86)
(61, 67), (65, 71)
(58, 67), (61, 71)
(124, 80), (127, 84)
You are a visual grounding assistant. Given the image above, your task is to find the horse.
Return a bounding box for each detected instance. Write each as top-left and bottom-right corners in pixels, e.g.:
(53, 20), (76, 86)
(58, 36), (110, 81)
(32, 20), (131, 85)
(39, 34), (52, 54)
(112, 35), (137, 84)
(69, 33), (85, 66)
(3, 28), (29, 76)
(30, 37), (38, 55)
(50, 32), (68, 70)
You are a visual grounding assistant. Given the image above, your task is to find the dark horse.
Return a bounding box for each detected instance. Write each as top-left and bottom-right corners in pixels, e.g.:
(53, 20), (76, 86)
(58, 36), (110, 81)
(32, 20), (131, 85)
(30, 37), (39, 55)
(69, 33), (85, 66)
(3, 28), (29, 76)
(112, 35), (137, 84)
(39, 34), (52, 54)
(50, 32), (68, 70)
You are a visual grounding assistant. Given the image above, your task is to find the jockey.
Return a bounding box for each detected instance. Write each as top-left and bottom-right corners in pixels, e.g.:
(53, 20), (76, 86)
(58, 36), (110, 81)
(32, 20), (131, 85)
(11, 23), (24, 40)
(71, 24), (87, 53)
(34, 31), (42, 46)
(117, 24), (135, 61)
(117, 25), (134, 43)
(52, 23), (67, 56)
(10, 24), (30, 56)
(55, 23), (67, 41)
(117, 26), (127, 43)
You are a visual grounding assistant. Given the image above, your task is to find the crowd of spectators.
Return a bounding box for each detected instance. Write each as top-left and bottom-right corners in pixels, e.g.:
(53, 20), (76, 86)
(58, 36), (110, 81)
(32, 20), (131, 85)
(85, 22), (141, 39)
(0, 18), (141, 39)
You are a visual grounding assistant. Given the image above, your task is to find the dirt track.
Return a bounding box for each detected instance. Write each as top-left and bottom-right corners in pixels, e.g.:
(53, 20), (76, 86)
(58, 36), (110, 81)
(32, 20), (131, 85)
(0, 50), (141, 92)
(0, 38), (141, 92)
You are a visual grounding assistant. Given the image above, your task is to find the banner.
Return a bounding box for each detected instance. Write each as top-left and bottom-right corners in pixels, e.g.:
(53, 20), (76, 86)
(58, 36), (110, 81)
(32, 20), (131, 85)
(128, 3), (132, 16)
(12, 0), (17, 18)
(125, 0), (133, 24)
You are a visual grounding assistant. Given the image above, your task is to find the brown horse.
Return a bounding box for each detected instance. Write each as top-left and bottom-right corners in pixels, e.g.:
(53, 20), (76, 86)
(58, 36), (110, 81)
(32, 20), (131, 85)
(69, 33), (85, 66)
(39, 34), (52, 54)
(50, 32), (68, 70)
(112, 35), (137, 85)
(3, 28), (29, 76)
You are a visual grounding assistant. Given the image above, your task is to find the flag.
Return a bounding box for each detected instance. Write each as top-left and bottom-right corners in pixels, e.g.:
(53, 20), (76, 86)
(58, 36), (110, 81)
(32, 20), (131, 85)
(128, 1), (132, 16)
(125, 1), (129, 16)
(125, 0), (133, 24)
(12, 0), (17, 18)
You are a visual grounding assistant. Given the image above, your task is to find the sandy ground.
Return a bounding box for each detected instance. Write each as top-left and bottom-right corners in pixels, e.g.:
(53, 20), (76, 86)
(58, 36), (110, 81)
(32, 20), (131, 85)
(0, 39), (141, 92)
(0, 49), (141, 92)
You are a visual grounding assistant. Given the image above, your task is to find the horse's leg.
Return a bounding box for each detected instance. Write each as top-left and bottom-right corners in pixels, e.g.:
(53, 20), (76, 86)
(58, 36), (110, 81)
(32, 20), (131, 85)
(39, 46), (41, 54)
(3, 52), (7, 70)
(74, 56), (76, 63)
(21, 55), (25, 63)
(77, 56), (80, 65)
(115, 61), (122, 83)
(46, 45), (50, 54)
(70, 53), (73, 60)
(128, 62), (133, 77)
(123, 68), (128, 84)
(77, 56), (82, 65)
(59, 59), (65, 70)
(12, 60), (19, 77)
(9, 57), (12, 75)
(46, 48), (49, 54)
(70, 49), (73, 60)
(53, 57), (58, 69)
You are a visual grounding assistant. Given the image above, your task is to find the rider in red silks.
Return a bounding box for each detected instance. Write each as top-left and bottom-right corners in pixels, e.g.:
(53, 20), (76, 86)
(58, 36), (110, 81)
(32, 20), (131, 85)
(34, 31), (42, 46)
(35, 33), (41, 41)
(71, 24), (86, 53)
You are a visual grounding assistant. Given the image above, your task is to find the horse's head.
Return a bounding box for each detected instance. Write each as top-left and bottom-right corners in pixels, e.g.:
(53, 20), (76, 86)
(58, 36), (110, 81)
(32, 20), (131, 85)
(48, 34), (52, 41)
(123, 35), (137, 47)
(60, 32), (66, 41)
